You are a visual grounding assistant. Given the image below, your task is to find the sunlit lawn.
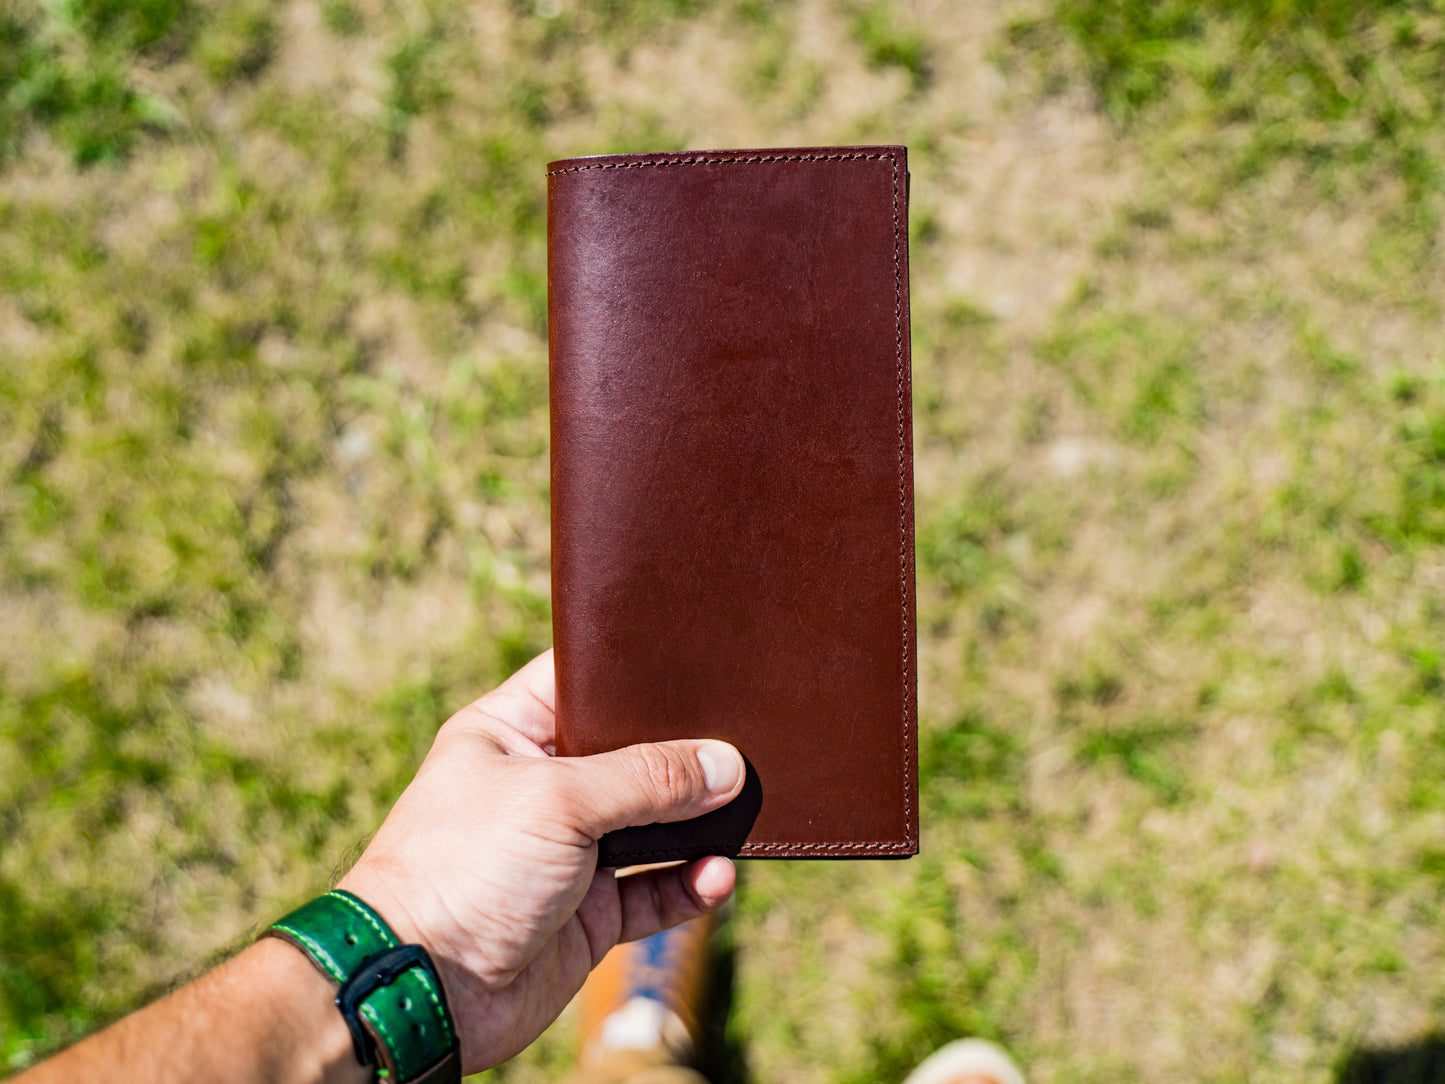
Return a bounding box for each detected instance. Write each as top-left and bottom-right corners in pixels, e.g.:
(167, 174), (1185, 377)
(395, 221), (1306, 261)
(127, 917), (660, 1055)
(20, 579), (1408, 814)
(2, 1), (1444, 1081)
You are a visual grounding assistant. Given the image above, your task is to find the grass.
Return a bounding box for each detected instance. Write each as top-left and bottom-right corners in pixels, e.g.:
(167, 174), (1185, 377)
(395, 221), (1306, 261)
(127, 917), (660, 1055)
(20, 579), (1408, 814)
(2, 0), (1445, 1081)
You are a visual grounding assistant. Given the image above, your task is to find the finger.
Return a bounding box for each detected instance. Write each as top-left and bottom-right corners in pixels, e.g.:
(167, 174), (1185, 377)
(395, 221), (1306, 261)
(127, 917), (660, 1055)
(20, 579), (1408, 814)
(445, 649), (557, 754)
(563, 739), (745, 839)
(497, 648), (557, 711)
(614, 856), (736, 943)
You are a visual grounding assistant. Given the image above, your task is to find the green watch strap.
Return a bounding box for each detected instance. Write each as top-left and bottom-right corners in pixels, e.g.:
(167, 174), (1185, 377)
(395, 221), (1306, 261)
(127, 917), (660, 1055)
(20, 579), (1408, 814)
(266, 890), (460, 1084)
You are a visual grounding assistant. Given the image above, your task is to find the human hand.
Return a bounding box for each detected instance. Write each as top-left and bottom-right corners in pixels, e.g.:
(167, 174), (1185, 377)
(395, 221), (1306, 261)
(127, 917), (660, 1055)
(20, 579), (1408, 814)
(337, 649), (743, 1073)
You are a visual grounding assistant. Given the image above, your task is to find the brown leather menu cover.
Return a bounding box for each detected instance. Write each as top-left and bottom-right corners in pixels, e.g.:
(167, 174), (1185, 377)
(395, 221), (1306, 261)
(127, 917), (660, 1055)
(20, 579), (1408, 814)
(548, 146), (916, 863)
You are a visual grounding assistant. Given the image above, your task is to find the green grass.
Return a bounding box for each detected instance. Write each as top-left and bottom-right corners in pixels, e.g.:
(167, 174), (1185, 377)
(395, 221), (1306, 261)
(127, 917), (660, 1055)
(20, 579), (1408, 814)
(851, 2), (930, 90)
(3, 0), (1445, 1081)
(0, 0), (190, 164)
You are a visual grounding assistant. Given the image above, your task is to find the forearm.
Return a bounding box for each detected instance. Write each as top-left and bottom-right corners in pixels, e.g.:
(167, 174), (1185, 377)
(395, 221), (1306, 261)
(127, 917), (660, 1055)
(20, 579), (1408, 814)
(18, 938), (367, 1084)
(17, 651), (741, 1080)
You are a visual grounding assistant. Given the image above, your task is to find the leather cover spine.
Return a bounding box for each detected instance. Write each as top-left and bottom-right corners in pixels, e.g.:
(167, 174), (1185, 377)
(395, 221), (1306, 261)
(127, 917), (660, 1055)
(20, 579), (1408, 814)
(548, 146), (916, 862)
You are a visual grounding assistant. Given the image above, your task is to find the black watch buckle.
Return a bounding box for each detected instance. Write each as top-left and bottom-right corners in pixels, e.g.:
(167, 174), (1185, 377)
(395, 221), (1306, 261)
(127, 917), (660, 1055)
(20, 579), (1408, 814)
(334, 943), (435, 1066)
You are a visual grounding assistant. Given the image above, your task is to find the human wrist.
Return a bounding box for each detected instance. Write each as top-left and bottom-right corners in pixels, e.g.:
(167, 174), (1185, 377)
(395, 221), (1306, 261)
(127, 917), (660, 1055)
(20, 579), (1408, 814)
(336, 861), (476, 1001)
(335, 865), (428, 950)
(333, 868), (475, 1043)
(265, 889), (460, 1083)
(250, 938), (371, 1084)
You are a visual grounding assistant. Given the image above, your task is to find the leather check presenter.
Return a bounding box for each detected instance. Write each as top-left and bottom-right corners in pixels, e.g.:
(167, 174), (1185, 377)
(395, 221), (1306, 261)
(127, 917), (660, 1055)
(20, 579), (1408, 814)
(266, 890), (461, 1083)
(548, 145), (919, 863)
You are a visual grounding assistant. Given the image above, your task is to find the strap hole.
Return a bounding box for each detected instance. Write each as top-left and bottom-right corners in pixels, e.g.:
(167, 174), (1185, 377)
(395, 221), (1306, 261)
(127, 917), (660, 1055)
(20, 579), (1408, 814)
(344, 934), (358, 945)
(400, 997), (412, 1011)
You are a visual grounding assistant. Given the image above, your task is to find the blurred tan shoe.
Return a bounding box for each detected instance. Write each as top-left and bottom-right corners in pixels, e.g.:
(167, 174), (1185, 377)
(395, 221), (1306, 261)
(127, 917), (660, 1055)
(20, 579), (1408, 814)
(900, 1038), (1027, 1084)
(571, 912), (715, 1082)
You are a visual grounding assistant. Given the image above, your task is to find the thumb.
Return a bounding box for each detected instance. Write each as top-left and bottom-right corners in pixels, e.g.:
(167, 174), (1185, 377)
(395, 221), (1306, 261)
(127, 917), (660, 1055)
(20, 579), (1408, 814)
(563, 739), (745, 840)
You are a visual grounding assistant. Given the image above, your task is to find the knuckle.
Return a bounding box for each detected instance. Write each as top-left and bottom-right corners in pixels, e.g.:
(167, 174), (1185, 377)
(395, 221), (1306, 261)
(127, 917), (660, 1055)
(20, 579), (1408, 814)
(633, 743), (695, 803)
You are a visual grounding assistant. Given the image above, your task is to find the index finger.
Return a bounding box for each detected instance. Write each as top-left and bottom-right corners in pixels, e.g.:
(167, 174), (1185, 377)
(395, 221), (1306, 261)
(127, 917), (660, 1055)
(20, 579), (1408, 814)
(447, 648), (558, 755)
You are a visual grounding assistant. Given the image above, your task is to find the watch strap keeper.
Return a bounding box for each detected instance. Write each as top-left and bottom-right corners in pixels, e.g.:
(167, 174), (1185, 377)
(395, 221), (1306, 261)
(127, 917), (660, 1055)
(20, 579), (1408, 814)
(266, 889), (460, 1084)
